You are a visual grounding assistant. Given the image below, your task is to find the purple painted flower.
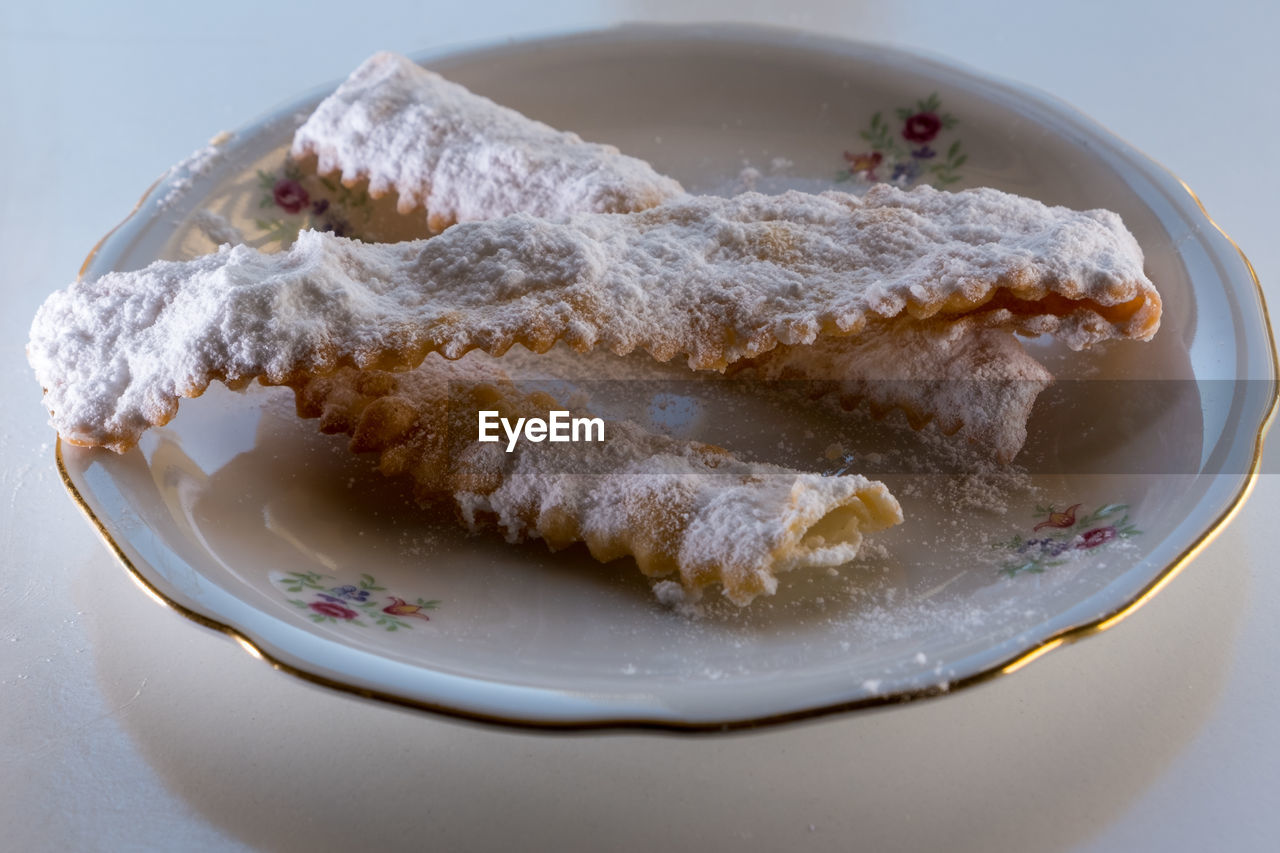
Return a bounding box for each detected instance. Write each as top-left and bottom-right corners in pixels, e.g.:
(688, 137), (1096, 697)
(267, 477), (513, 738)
(911, 146), (937, 160)
(321, 219), (349, 238)
(328, 585), (370, 602)
(1018, 537), (1072, 557)
(1077, 526), (1118, 549)
(311, 198), (330, 216)
(273, 179), (309, 214)
(891, 162), (920, 182)
(902, 112), (942, 144)
(309, 601), (357, 620)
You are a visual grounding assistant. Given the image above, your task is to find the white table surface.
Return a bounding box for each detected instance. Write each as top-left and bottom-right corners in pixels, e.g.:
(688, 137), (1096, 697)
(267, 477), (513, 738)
(3, 1), (1277, 850)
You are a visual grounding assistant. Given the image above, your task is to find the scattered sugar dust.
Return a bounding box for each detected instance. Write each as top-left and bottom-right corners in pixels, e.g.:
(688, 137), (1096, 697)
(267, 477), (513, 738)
(156, 130), (233, 210)
(191, 209), (246, 247)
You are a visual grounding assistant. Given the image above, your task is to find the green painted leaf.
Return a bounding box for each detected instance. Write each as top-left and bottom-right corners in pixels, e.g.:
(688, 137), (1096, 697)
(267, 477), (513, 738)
(1003, 560), (1042, 577)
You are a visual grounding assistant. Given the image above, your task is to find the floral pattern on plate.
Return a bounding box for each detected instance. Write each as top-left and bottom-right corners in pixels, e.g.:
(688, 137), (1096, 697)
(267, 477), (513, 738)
(837, 93), (967, 186)
(994, 503), (1142, 578)
(253, 158), (371, 246)
(273, 571), (440, 631)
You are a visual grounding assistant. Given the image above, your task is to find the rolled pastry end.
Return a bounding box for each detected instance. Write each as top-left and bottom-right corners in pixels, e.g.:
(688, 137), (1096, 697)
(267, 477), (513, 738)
(290, 362), (903, 609)
(575, 460), (902, 607)
(672, 473), (902, 606)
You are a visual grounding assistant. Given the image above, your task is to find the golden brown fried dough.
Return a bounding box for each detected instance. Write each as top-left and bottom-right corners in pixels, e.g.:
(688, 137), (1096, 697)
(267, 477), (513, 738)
(290, 356), (902, 606)
(29, 186), (1156, 452)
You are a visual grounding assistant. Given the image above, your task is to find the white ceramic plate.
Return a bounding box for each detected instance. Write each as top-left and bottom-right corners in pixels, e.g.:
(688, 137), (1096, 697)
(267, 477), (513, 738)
(57, 25), (1276, 729)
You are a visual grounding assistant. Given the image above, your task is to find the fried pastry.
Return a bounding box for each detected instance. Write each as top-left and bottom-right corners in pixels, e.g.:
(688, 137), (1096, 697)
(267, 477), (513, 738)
(291, 60), (1066, 461)
(290, 61), (1081, 461)
(289, 356), (902, 606)
(290, 61), (1069, 461)
(486, 320), (1052, 465)
(730, 317), (1055, 464)
(291, 51), (685, 232)
(29, 185), (1159, 452)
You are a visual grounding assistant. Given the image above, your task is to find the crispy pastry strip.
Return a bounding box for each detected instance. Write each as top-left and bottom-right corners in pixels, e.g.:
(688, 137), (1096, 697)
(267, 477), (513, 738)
(291, 63), (1066, 461)
(290, 61), (1064, 461)
(29, 186), (1158, 452)
(730, 317), (1055, 464)
(291, 51), (685, 231)
(289, 64), (1074, 461)
(491, 319), (1052, 464)
(289, 357), (902, 606)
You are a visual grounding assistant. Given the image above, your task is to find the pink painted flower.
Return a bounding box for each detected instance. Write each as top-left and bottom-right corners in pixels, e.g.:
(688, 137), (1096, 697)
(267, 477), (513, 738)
(902, 112), (942, 144)
(273, 178), (310, 214)
(1077, 526), (1118, 549)
(309, 600), (357, 620)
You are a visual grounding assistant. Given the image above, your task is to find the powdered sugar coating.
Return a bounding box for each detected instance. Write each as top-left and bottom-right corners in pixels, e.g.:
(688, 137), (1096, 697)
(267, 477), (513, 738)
(733, 317), (1054, 463)
(291, 358), (902, 605)
(291, 51), (685, 231)
(493, 323), (1051, 463)
(28, 185), (1158, 452)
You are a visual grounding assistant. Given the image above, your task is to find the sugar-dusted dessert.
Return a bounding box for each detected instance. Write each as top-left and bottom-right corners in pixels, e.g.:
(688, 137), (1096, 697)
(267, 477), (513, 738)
(291, 51), (685, 232)
(28, 185), (1159, 453)
(729, 317), (1055, 464)
(285, 56), (1159, 462)
(289, 355), (902, 606)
